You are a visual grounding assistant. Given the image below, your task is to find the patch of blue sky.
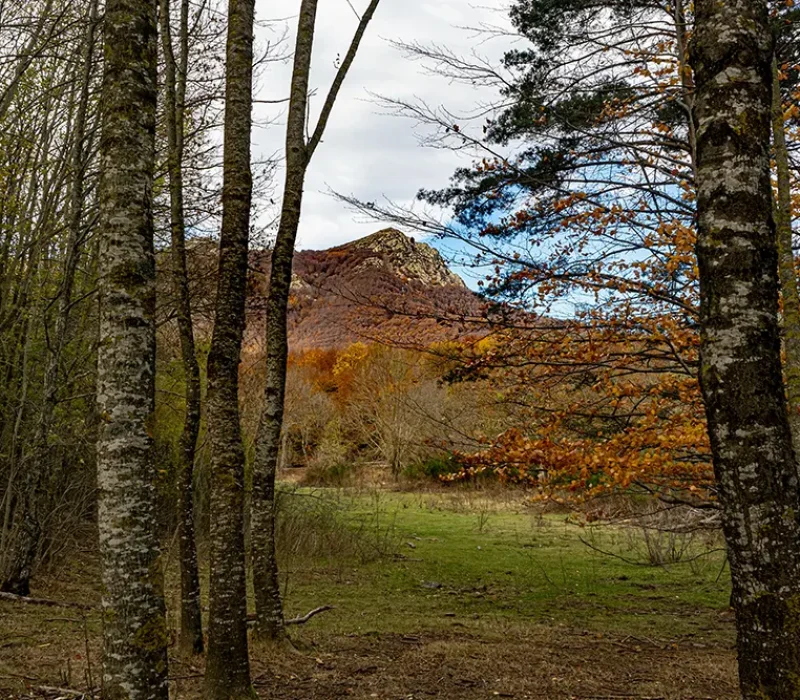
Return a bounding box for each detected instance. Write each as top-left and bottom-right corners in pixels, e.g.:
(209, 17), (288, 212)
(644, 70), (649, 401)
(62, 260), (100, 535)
(422, 169), (693, 322)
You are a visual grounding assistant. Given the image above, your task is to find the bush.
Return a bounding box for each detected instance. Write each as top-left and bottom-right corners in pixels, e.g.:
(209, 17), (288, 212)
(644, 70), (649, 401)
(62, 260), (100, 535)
(406, 454), (463, 481)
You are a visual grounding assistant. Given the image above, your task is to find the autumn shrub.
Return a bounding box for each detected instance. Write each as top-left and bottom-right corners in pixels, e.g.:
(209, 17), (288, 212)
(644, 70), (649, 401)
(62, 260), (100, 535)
(581, 500), (723, 568)
(626, 504), (722, 567)
(275, 342), (509, 481)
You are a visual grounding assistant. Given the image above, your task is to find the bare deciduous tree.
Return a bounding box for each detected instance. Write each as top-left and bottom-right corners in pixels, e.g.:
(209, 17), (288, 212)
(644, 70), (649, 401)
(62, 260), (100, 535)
(203, 0), (256, 694)
(159, 0), (203, 656)
(1, 0), (101, 596)
(251, 0), (382, 641)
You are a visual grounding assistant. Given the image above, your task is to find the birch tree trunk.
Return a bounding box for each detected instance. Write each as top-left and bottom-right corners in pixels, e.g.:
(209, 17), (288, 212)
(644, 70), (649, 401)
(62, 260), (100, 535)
(203, 0), (255, 693)
(251, 0), (381, 640)
(692, 1), (800, 696)
(96, 0), (169, 696)
(160, 0), (204, 657)
(771, 56), (800, 461)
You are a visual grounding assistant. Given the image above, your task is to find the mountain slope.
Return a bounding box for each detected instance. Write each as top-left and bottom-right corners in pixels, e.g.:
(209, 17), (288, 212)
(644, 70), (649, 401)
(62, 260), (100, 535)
(248, 228), (485, 349)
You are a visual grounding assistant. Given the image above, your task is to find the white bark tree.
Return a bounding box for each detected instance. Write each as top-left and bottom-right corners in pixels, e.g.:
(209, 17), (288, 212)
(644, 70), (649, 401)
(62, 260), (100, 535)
(693, 0), (800, 696)
(95, 0), (169, 696)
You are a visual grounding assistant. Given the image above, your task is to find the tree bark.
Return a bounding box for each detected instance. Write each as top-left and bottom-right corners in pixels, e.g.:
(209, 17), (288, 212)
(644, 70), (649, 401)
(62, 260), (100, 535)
(250, 0), (381, 641)
(96, 0), (169, 696)
(673, 0), (697, 176)
(160, 0), (203, 657)
(250, 0), (317, 642)
(203, 0), (255, 694)
(771, 56), (800, 462)
(0, 306), (37, 595)
(692, 1), (800, 697)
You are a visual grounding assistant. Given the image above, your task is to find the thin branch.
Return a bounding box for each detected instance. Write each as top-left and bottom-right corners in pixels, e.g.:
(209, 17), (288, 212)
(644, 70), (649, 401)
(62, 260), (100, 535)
(285, 604), (334, 625)
(306, 0), (380, 159)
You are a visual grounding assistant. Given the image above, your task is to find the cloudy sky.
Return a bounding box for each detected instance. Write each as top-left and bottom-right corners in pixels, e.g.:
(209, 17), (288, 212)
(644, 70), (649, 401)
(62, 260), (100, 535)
(252, 0), (513, 252)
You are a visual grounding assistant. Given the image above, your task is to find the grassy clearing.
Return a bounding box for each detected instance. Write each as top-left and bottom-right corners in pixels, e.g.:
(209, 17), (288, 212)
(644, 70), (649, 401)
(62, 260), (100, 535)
(277, 489), (731, 642)
(0, 487), (738, 699)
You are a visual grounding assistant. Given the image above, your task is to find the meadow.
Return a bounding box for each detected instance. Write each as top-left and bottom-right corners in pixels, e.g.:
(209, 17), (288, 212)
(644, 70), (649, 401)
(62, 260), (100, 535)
(0, 488), (737, 699)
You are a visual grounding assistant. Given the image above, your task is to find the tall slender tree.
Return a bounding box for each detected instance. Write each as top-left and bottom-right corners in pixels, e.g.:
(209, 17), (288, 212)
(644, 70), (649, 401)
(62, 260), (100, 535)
(160, 0), (204, 656)
(96, 0), (169, 696)
(772, 55), (800, 458)
(203, 0), (256, 694)
(769, 7), (800, 457)
(692, 0), (800, 696)
(251, 0), (381, 640)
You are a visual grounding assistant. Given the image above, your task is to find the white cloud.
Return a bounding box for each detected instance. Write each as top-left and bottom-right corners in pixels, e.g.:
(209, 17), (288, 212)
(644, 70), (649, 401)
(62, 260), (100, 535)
(252, 0), (512, 250)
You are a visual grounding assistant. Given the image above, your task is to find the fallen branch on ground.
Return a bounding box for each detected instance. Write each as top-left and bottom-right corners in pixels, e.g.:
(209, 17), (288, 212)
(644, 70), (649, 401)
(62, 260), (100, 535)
(285, 605), (334, 625)
(35, 686), (92, 698)
(0, 591), (92, 610)
(0, 671), (39, 681)
(246, 605), (334, 627)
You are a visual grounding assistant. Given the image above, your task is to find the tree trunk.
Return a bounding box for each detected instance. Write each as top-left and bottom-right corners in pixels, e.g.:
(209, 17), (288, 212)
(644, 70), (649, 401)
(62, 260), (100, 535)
(0, 308), (37, 595)
(250, 0), (316, 642)
(673, 0), (696, 175)
(251, 0), (381, 641)
(771, 56), (800, 461)
(160, 0), (204, 657)
(203, 0), (255, 694)
(692, 1), (800, 697)
(96, 0), (169, 696)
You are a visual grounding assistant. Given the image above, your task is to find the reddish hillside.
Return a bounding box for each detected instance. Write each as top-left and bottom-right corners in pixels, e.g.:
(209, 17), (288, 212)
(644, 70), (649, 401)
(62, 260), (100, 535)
(247, 228), (486, 349)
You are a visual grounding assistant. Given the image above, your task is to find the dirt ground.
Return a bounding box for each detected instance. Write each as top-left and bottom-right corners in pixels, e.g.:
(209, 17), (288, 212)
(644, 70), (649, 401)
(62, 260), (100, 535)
(1, 607), (738, 700)
(246, 627), (738, 700)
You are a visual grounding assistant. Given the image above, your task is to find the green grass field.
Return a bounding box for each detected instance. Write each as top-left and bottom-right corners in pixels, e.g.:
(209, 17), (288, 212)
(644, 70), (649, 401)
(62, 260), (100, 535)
(277, 489), (731, 641)
(0, 487), (739, 699)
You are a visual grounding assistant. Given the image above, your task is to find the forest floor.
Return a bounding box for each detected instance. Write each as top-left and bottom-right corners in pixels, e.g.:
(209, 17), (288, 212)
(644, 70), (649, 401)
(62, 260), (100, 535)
(0, 488), (738, 699)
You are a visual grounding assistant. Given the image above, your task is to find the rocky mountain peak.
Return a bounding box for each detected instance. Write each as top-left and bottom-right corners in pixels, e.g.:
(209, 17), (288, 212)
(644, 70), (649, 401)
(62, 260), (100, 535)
(342, 228), (465, 288)
(243, 227), (481, 349)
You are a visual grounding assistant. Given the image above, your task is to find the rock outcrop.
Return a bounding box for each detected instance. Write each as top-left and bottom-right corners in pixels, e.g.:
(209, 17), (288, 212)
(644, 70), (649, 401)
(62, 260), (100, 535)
(341, 228), (466, 288)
